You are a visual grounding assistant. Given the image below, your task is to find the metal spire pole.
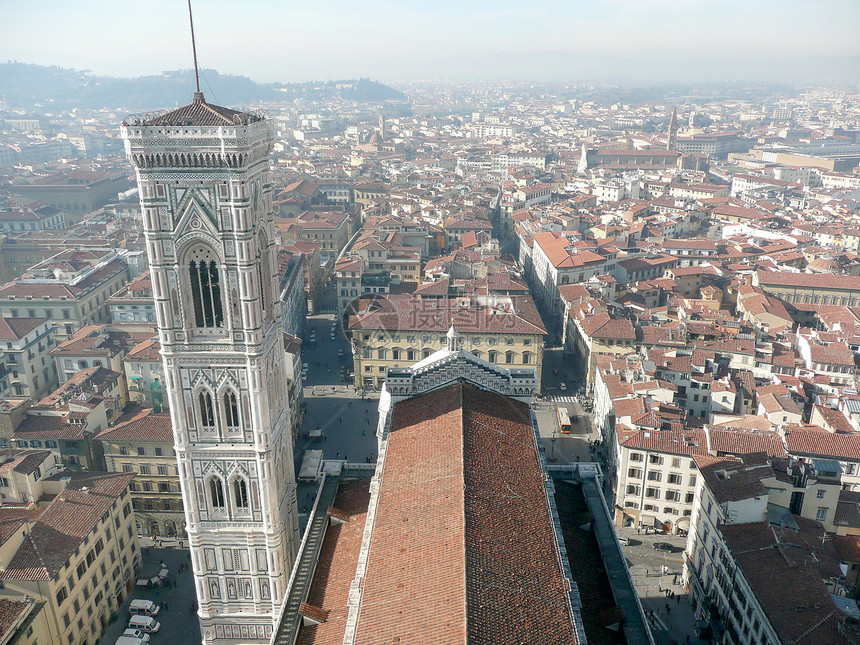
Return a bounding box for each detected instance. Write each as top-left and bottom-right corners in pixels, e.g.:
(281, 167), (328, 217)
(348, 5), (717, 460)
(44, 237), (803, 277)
(188, 0), (201, 96)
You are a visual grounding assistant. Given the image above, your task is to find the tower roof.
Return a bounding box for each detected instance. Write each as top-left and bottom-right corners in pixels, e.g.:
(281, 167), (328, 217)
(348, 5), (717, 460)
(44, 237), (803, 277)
(142, 93), (262, 127)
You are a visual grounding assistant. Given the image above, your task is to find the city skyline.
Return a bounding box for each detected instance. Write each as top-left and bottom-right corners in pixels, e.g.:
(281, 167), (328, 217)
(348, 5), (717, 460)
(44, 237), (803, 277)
(3, 0), (860, 85)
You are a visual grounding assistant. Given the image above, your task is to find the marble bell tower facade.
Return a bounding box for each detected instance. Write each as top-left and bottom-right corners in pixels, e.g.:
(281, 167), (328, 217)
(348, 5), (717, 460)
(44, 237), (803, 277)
(122, 93), (299, 644)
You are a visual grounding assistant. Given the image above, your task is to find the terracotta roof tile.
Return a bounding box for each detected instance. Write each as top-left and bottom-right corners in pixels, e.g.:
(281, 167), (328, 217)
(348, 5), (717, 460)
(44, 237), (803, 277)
(784, 429), (860, 460)
(98, 409), (173, 443)
(355, 383), (577, 644)
(0, 472), (134, 581)
(348, 296), (546, 336)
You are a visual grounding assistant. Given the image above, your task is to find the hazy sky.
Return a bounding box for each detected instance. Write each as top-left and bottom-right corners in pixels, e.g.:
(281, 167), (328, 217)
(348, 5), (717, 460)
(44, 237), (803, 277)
(2, 0), (859, 83)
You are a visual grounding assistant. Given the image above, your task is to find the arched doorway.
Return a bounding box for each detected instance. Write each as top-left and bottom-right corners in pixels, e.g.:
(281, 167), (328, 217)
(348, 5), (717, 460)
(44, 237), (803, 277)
(149, 521), (160, 537)
(164, 520), (177, 537)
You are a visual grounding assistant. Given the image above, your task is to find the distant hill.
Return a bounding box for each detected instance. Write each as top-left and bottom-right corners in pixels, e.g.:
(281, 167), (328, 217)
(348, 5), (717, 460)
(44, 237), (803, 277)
(0, 63), (408, 111)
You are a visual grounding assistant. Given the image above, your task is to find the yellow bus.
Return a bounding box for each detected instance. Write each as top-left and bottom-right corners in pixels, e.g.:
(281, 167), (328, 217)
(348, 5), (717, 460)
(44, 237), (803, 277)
(557, 406), (571, 434)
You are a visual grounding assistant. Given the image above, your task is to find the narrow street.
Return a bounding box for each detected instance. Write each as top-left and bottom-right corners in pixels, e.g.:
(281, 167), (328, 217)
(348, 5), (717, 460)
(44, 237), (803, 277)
(292, 284), (378, 532)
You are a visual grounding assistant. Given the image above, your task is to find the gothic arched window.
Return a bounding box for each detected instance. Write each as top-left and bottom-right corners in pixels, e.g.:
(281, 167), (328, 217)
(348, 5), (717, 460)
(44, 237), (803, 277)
(233, 479), (249, 509)
(199, 391), (215, 428)
(209, 478), (225, 508)
(223, 391), (240, 431)
(188, 246), (224, 328)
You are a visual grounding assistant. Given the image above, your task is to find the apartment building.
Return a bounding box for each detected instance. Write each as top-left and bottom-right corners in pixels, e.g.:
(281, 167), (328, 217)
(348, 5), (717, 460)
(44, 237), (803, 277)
(565, 304), (636, 385)
(529, 232), (613, 333)
(0, 448), (64, 504)
(470, 123), (516, 139)
(661, 238), (718, 267)
(278, 249), (307, 338)
(684, 454), (849, 645)
(0, 250), (129, 340)
(316, 179), (353, 204)
(11, 366), (121, 470)
(353, 181), (388, 208)
(290, 211), (351, 257)
(122, 337), (165, 411)
(0, 318), (58, 401)
(335, 241), (422, 316)
(50, 323), (155, 392)
(335, 256), (364, 316)
(106, 272), (157, 323)
(795, 333), (856, 386)
(0, 597), (53, 645)
(0, 206), (65, 233)
(615, 427), (705, 534)
(348, 295), (546, 390)
(99, 408), (184, 539)
(754, 270), (860, 307)
(443, 216), (493, 249)
(283, 334), (305, 441)
(0, 472), (139, 645)
(674, 131), (746, 157)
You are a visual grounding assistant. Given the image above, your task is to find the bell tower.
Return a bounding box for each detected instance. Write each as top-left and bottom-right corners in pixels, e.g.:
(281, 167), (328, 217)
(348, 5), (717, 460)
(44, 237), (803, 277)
(667, 105), (678, 151)
(122, 94), (299, 644)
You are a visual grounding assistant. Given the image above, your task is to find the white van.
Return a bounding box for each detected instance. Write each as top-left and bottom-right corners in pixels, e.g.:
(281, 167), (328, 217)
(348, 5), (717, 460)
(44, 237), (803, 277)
(129, 599), (160, 617)
(115, 637), (146, 645)
(123, 629), (151, 643)
(128, 615), (160, 633)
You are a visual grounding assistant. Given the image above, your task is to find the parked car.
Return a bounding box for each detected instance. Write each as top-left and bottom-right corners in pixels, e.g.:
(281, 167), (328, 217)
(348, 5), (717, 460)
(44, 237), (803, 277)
(652, 542), (674, 552)
(617, 535), (630, 546)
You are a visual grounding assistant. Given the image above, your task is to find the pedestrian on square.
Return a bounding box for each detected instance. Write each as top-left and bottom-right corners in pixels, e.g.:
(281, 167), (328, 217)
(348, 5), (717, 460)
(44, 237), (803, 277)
(165, 601), (169, 611)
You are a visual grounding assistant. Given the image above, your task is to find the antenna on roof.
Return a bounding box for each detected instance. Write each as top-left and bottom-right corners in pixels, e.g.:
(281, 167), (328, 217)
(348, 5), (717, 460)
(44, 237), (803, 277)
(187, 0), (202, 99)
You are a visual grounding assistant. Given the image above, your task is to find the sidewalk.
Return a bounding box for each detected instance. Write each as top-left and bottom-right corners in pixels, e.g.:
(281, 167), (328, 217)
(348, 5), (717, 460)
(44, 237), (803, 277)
(631, 562), (706, 644)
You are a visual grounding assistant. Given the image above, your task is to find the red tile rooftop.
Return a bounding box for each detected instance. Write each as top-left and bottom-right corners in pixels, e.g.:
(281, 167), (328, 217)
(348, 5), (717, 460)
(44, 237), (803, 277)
(0, 472), (134, 581)
(353, 383), (578, 645)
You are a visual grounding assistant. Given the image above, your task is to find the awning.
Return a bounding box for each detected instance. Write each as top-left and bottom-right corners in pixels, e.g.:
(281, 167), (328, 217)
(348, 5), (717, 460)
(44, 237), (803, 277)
(640, 513), (658, 527)
(676, 516), (691, 529)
